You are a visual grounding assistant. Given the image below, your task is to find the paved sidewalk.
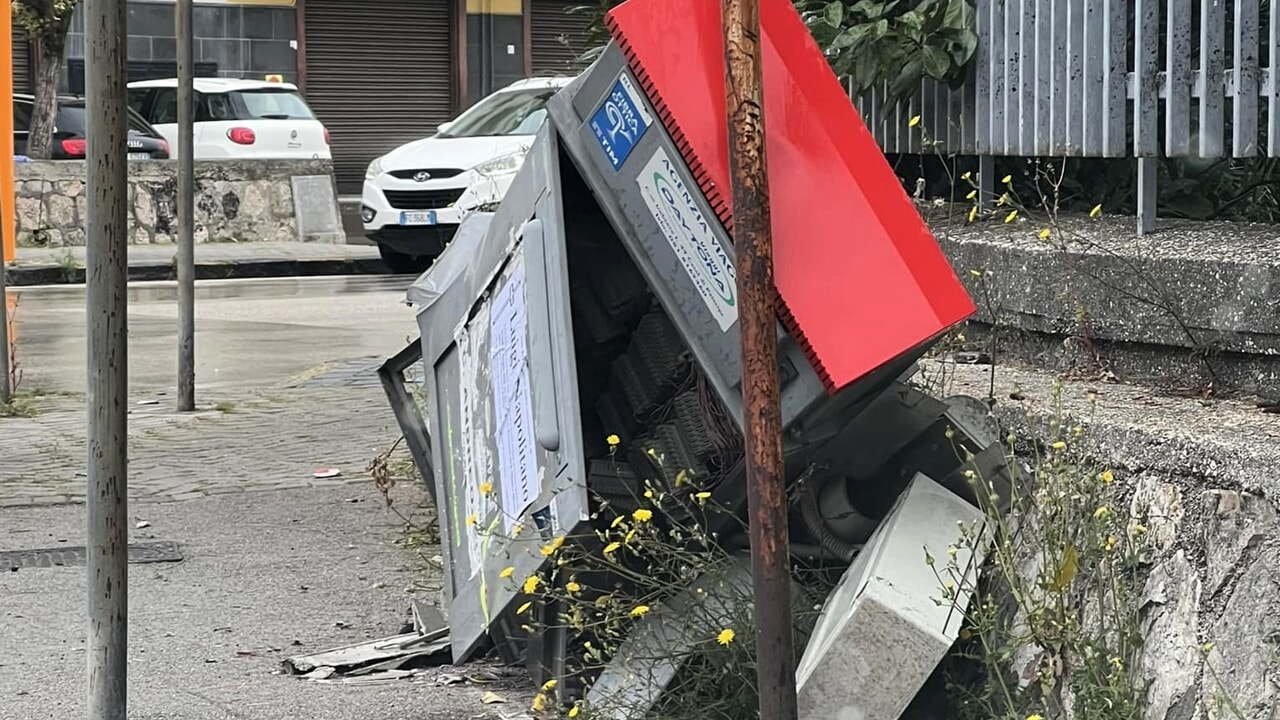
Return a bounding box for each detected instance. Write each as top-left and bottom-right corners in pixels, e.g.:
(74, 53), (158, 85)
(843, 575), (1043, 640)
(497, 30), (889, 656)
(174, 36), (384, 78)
(0, 484), (534, 720)
(0, 357), (403, 508)
(6, 242), (388, 286)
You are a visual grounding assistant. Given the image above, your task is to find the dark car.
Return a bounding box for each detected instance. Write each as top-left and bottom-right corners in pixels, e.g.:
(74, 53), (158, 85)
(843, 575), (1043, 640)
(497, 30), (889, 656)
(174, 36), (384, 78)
(13, 93), (170, 160)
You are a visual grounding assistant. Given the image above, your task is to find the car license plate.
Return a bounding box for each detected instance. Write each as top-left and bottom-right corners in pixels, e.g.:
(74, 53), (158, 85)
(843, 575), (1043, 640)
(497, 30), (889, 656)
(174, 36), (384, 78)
(399, 210), (437, 226)
(128, 153), (149, 160)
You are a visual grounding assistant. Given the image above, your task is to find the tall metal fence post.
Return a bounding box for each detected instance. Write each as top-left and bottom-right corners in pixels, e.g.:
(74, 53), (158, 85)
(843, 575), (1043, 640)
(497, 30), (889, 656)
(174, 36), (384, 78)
(1136, 157), (1156, 235)
(85, 0), (131, 717)
(723, 0), (798, 717)
(176, 0), (195, 411)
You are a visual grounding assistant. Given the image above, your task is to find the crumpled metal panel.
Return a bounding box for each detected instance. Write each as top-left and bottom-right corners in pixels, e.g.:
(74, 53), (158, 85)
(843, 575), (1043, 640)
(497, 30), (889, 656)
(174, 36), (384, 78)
(412, 126), (591, 664)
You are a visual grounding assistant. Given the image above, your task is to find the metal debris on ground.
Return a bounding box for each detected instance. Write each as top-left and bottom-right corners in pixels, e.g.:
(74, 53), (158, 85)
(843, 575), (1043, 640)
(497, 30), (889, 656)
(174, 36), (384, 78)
(282, 601), (452, 682)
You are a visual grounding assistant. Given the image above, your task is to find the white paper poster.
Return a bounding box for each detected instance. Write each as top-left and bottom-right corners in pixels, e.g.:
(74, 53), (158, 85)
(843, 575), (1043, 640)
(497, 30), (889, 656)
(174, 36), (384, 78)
(489, 257), (539, 534)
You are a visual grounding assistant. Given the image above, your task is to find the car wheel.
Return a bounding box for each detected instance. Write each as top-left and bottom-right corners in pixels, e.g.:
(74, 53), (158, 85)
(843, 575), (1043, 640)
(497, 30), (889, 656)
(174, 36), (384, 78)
(377, 245), (432, 275)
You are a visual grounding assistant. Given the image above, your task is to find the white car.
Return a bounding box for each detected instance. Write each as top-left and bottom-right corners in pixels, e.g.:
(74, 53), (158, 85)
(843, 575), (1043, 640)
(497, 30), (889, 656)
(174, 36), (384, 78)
(361, 76), (574, 273)
(126, 78), (330, 161)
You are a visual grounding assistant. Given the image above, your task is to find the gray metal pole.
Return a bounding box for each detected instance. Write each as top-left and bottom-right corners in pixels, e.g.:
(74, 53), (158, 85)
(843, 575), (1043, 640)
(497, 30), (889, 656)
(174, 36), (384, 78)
(176, 0), (195, 411)
(85, 0), (130, 716)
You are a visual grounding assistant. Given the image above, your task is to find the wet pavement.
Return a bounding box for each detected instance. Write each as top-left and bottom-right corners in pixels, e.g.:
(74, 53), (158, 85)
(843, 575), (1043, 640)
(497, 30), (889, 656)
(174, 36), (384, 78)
(5, 275), (420, 395)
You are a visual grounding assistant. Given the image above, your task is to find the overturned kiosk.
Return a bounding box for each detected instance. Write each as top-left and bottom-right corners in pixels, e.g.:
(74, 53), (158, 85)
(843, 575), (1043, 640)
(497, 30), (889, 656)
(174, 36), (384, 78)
(379, 0), (1011, 716)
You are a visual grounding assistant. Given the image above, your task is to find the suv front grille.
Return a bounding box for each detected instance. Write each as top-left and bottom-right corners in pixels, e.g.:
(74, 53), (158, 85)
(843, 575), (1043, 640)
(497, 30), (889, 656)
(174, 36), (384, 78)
(388, 168), (465, 180)
(384, 188), (466, 210)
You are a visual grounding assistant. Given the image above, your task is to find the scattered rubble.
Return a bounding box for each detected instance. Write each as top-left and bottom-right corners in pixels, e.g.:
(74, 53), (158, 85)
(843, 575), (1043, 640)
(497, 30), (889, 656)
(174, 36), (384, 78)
(283, 600), (450, 682)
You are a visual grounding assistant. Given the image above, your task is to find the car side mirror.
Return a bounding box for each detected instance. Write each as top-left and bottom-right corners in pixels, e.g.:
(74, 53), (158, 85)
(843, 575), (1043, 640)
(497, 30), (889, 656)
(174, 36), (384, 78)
(437, 121), (454, 134)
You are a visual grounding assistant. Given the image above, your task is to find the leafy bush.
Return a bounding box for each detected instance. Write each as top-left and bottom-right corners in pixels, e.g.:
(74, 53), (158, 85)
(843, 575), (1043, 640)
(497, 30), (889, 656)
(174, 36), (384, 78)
(798, 0), (978, 99)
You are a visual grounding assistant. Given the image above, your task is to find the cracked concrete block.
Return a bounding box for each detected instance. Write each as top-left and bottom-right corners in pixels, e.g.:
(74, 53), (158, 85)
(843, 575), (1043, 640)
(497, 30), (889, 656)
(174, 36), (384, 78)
(796, 473), (986, 720)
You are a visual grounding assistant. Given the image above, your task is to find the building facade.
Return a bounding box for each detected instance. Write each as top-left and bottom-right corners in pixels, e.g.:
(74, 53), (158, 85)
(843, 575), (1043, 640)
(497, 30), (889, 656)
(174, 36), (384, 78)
(11, 0), (594, 192)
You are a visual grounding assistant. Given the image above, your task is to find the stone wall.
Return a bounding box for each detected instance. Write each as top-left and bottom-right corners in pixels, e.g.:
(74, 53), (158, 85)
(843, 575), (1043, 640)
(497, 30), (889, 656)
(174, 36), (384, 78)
(1132, 483), (1278, 720)
(15, 159), (343, 247)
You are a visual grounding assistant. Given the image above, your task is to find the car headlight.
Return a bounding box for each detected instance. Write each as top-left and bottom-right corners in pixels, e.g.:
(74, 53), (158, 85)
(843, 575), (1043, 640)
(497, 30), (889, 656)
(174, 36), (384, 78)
(472, 150), (527, 177)
(365, 156), (385, 180)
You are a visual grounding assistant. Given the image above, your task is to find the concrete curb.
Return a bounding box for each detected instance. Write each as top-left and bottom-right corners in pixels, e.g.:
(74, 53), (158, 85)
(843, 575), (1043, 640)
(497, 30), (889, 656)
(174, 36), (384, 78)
(933, 215), (1280, 398)
(931, 360), (1280, 499)
(5, 256), (394, 286)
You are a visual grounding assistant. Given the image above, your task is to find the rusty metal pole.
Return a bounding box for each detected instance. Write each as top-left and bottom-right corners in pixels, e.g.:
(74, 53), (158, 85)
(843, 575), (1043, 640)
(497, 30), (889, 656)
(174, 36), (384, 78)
(724, 0), (797, 718)
(85, 0), (130, 716)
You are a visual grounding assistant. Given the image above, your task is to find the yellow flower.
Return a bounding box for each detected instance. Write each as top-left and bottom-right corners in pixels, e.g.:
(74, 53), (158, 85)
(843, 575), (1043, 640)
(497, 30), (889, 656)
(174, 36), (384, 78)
(611, 515), (626, 528)
(540, 536), (566, 556)
(966, 189), (977, 200)
(967, 206), (978, 223)
(997, 192), (1009, 205)
(466, 513), (478, 526)
(961, 171), (971, 180)
(1105, 535), (1118, 552)
(479, 482), (493, 495)
(569, 704), (581, 718)
(694, 491), (712, 504)
(1027, 714), (1045, 720)
(1094, 506), (1111, 520)
(947, 545), (959, 557)
(517, 601), (532, 615)
(630, 605), (650, 617)
(909, 115), (921, 128)
(566, 581), (582, 593)
(531, 692), (547, 712)
(633, 508), (653, 522)
(1051, 440), (1066, 450)
(1132, 524), (1147, 535)
(969, 269), (982, 278)
(523, 575), (541, 594)
(717, 628), (736, 645)
(674, 469), (689, 486)
(511, 522), (524, 537)
(606, 434), (621, 447)
(644, 489), (654, 499)
(1038, 228), (1051, 239)
(624, 529), (636, 544)
(604, 542), (621, 555)
(1004, 209), (1018, 223)
(1100, 469), (1115, 484)
(499, 566), (515, 579)
(1089, 203), (1103, 218)
(1201, 642), (1215, 654)
(1001, 174), (1012, 184)
(541, 679), (558, 692)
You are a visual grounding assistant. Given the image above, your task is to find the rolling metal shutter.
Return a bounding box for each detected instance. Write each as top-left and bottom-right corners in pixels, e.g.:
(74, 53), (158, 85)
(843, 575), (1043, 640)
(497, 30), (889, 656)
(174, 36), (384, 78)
(12, 29), (30, 94)
(304, 0), (454, 194)
(530, 0), (594, 77)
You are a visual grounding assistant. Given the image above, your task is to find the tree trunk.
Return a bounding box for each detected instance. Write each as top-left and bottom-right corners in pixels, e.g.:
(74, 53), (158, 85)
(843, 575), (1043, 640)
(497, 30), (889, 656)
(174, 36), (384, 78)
(26, 37), (68, 160)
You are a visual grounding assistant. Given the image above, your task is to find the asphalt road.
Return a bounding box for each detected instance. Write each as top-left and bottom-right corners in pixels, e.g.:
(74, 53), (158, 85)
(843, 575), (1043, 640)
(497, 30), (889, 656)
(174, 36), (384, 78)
(6, 275), (420, 395)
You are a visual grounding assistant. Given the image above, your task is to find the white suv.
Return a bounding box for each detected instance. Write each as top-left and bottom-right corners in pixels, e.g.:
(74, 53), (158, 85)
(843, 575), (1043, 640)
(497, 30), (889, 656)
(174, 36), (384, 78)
(361, 76), (574, 273)
(127, 78), (330, 161)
